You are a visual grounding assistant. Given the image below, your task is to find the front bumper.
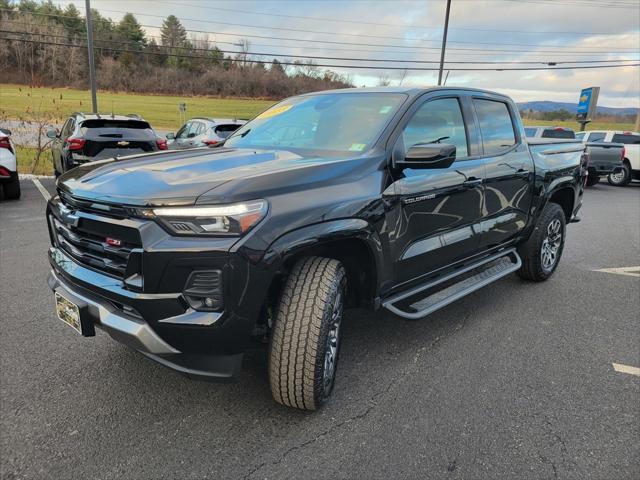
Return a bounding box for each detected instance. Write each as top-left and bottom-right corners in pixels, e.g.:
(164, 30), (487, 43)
(47, 248), (247, 382)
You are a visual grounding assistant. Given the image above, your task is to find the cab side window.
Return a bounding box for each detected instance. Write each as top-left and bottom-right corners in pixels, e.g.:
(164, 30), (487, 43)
(176, 122), (191, 139)
(402, 97), (468, 158)
(589, 132), (606, 143)
(473, 99), (516, 155)
(61, 118), (75, 139)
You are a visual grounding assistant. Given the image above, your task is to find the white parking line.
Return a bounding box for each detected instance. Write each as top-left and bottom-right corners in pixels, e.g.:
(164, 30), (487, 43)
(612, 363), (640, 377)
(32, 178), (51, 201)
(594, 266), (640, 278)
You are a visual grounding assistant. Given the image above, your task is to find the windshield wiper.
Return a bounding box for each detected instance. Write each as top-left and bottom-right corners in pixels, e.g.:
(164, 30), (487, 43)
(239, 128), (251, 138)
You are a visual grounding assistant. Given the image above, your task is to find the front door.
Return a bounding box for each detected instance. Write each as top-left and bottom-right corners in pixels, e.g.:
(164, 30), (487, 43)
(386, 95), (485, 287)
(173, 122), (193, 149)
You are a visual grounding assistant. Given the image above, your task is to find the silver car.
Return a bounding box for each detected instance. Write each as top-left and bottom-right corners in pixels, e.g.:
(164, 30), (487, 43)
(166, 118), (246, 149)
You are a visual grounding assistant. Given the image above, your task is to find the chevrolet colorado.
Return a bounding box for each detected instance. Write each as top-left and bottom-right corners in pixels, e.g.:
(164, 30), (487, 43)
(47, 87), (587, 410)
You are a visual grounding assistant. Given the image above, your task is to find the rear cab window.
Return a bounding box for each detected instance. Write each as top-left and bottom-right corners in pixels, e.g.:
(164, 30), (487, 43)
(612, 133), (640, 144)
(587, 132), (606, 143)
(524, 127), (537, 137)
(541, 128), (575, 139)
(473, 99), (517, 155)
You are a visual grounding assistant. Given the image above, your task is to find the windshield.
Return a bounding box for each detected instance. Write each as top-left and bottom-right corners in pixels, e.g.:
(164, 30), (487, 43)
(225, 92), (407, 153)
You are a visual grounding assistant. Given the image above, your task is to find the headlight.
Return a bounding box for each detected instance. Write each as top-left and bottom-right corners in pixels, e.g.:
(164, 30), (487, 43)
(149, 200), (267, 236)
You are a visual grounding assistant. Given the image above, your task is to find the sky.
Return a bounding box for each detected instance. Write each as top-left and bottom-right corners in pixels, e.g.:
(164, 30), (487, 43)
(52, 0), (640, 108)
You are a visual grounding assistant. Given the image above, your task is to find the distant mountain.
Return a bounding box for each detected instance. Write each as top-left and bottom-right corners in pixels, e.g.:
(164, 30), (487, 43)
(517, 101), (638, 116)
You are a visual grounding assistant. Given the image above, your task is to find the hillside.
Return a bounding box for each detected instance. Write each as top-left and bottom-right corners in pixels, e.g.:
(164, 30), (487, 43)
(517, 101), (639, 116)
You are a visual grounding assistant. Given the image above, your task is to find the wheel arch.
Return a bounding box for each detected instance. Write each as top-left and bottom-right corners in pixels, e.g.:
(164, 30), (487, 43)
(546, 186), (575, 222)
(262, 219), (384, 310)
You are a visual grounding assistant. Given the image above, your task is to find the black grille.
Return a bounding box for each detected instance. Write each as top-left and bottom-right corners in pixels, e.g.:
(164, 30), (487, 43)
(50, 195), (143, 280)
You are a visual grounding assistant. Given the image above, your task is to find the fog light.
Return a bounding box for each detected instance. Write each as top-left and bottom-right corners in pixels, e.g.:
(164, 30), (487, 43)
(183, 270), (223, 312)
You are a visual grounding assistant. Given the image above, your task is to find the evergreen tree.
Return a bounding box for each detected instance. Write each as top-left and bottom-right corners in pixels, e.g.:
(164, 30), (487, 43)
(160, 15), (187, 49)
(117, 13), (146, 49)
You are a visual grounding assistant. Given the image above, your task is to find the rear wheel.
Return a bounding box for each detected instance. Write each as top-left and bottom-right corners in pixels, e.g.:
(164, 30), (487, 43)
(517, 203), (566, 282)
(586, 171), (600, 186)
(269, 256), (347, 410)
(608, 161), (631, 186)
(3, 172), (21, 200)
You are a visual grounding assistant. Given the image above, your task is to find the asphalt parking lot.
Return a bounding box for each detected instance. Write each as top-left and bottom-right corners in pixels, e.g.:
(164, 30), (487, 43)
(1, 178), (639, 480)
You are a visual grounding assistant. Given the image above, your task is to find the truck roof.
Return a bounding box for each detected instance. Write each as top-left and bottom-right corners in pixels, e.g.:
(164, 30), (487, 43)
(304, 86), (512, 99)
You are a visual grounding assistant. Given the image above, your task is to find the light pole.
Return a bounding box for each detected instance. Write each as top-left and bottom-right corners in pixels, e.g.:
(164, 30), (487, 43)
(85, 0), (98, 113)
(438, 0), (452, 86)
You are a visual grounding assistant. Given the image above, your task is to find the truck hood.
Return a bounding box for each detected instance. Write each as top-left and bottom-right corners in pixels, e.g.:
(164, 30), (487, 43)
(57, 147), (373, 206)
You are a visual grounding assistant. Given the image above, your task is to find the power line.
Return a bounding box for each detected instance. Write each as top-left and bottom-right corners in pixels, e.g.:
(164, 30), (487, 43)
(144, 0), (638, 36)
(3, 36), (638, 72)
(2, 7), (639, 54)
(4, 17), (629, 63)
(4, 28), (638, 66)
(94, 7), (640, 51)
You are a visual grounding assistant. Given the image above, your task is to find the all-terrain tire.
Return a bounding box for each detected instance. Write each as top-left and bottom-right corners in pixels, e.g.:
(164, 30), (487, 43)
(269, 256), (347, 411)
(3, 172), (21, 200)
(608, 161), (632, 187)
(517, 203), (566, 282)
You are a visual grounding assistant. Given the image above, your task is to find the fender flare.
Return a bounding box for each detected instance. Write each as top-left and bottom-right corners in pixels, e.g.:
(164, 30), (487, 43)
(262, 218), (386, 294)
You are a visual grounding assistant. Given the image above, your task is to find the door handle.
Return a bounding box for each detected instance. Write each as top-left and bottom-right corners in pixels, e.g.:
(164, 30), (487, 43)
(463, 177), (483, 187)
(515, 169), (530, 177)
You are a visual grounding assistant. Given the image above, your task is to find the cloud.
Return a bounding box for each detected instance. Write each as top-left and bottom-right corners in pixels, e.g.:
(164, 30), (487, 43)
(53, 0), (640, 106)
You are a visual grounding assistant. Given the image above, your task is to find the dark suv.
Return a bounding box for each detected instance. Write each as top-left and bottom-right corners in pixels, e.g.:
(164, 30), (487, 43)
(47, 113), (167, 176)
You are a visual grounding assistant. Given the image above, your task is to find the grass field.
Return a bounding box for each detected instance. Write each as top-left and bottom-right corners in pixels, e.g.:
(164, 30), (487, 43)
(1, 84), (274, 130)
(5, 84), (635, 176)
(3, 83), (636, 132)
(15, 146), (53, 176)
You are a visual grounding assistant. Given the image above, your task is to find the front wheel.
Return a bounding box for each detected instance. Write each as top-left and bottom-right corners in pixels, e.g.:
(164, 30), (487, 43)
(269, 257), (347, 410)
(517, 203), (566, 282)
(608, 162), (631, 186)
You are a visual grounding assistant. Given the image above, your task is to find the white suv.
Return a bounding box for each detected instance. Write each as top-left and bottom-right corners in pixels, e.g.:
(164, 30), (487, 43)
(576, 130), (640, 186)
(0, 128), (20, 200)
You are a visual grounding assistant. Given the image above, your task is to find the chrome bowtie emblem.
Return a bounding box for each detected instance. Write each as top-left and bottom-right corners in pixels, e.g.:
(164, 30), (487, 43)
(117, 141), (130, 147)
(59, 203), (80, 227)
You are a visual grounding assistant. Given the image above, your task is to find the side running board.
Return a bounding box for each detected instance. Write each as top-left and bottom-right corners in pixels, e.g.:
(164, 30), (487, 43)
(383, 248), (522, 320)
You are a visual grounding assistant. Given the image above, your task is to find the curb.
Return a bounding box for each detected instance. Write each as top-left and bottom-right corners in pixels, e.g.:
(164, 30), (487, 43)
(20, 173), (55, 179)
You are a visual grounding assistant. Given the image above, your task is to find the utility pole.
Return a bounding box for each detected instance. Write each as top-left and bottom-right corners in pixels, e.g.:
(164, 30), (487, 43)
(85, 0), (97, 113)
(438, 0), (452, 86)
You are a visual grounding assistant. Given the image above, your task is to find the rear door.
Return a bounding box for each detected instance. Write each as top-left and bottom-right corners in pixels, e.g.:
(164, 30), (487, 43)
(471, 95), (533, 249)
(186, 121), (207, 147)
(386, 92), (486, 286)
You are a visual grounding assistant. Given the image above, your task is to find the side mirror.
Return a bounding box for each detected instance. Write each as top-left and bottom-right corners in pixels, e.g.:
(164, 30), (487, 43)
(166, 132), (175, 140)
(46, 128), (58, 139)
(187, 132), (196, 138)
(398, 143), (456, 169)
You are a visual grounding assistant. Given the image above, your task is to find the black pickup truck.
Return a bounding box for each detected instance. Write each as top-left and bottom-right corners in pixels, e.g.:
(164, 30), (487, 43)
(46, 87), (587, 410)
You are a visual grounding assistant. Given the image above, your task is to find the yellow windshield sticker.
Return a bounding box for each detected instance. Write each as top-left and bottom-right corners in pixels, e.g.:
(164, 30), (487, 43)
(256, 104), (293, 120)
(349, 143), (366, 152)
